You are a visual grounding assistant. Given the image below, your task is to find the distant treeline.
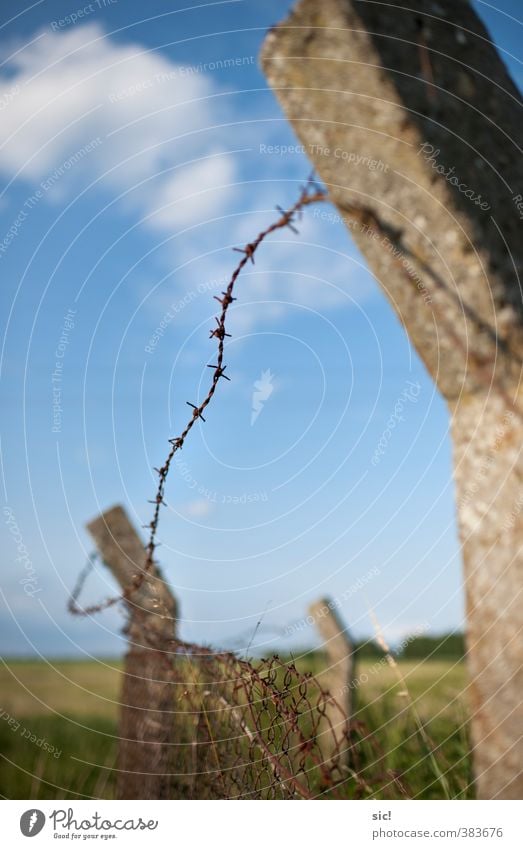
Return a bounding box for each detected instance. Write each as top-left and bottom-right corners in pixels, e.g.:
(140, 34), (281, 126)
(399, 632), (466, 660)
(354, 632), (466, 660)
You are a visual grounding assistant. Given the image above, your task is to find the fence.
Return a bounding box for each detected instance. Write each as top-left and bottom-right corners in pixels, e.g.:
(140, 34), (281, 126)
(70, 503), (409, 800)
(69, 183), (406, 800)
(124, 640), (353, 800)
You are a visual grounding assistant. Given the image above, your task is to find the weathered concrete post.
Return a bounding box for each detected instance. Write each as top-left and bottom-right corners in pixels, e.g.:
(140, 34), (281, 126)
(87, 504), (178, 799)
(309, 598), (353, 768)
(262, 0), (523, 798)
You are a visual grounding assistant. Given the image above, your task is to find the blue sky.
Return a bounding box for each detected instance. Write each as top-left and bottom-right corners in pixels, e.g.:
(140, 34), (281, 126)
(1, 0), (521, 658)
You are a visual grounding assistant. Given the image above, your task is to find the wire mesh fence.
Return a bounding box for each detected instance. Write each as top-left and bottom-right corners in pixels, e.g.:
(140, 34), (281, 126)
(115, 622), (408, 800)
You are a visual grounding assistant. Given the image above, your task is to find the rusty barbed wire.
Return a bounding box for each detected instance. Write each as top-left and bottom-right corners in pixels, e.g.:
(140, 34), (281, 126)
(141, 179), (326, 587)
(67, 552), (98, 614)
(69, 176), (327, 618)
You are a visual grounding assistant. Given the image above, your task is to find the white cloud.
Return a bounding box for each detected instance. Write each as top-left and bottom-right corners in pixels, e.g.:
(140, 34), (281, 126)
(0, 23), (376, 323)
(147, 152), (237, 229)
(180, 499), (214, 519)
(0, 23), (237, 226)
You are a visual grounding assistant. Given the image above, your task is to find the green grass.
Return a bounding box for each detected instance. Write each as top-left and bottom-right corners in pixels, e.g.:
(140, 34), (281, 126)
(0, 659), (121, 799)
(0, 656), (473, 799)
(351, 665), (473, 799)
(291, 652), (473, 799)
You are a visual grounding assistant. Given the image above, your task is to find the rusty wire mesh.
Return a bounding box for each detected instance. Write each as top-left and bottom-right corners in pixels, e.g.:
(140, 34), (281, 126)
(116, 620), (408, 800)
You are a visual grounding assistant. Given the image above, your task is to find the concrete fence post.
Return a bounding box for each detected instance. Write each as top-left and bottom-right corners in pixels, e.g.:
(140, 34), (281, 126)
(262, 0), (523, 797)
(309, 598), (353, 769)
(86, 504), (178, 799)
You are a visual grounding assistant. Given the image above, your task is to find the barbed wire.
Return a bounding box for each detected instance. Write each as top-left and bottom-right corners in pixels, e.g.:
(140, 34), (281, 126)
(69, 175), (327, 618)
(140, 178), (327, 595)
(67, 552), (98, 614)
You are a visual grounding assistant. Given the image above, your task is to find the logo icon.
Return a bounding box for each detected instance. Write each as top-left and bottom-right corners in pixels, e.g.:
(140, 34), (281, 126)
(20, 810), (45, 837)
(251, 369), (275, 425)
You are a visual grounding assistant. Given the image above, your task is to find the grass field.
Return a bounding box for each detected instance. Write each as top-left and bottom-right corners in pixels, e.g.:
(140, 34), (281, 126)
(0, 655), (473, 799)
